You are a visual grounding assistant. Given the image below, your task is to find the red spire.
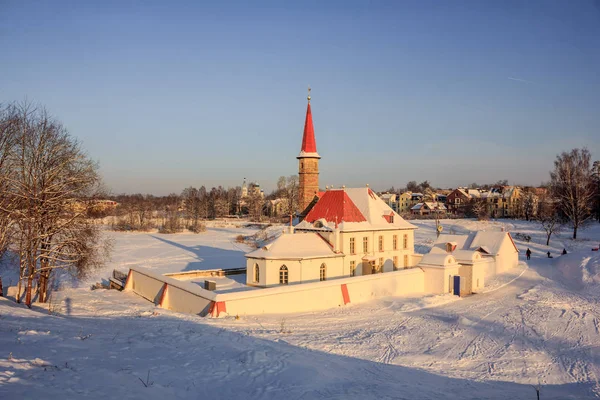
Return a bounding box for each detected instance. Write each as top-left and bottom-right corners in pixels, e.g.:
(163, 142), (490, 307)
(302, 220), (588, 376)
(300, 101), (317, 153)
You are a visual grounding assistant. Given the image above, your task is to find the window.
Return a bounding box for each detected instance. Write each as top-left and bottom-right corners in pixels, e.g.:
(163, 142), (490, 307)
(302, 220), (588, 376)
(254, 263), (260, 283)
(393, 235), (398, 250)
(349, 238), (355, 254)
(389, 215), (394, 223)
(404, 254), (409, 269)
(370, 260), (376, 274)
(363, 236), (369, 253)
(379, 257), (384, 272)
(393, 256), (398, 270)
(378, 235), (384, 252)
(279, 265), (288, 284)
(403, 234), (408, 249)
(320, 263), (327, 281)
(350, 261), (356, 276)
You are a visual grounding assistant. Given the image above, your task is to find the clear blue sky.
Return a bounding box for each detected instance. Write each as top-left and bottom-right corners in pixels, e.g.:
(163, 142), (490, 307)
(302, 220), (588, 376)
(2, 0), (599, 195)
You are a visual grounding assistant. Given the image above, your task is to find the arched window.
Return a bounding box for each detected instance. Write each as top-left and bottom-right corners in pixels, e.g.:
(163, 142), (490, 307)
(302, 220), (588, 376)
(254, 263), (260, 283)
(320, 263), (326, 281)
(279, 265), (288, 284)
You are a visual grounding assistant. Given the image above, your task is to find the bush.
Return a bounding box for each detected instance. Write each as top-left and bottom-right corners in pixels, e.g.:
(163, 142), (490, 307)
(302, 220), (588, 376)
(188, 223), (206, 233)
(235, 234), (245, 243)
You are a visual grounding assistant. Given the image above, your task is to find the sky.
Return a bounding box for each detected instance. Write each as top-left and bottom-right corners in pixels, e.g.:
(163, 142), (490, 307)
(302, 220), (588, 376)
(1, 0), (599, 195)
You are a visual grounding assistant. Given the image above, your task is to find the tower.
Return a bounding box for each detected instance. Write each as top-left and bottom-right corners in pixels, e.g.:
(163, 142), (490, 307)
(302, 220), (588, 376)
(297, 87), (320, 212)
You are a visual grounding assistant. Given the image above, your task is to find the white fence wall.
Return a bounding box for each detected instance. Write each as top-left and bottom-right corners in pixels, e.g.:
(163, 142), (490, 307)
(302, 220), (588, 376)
(125, 267), (426, 316)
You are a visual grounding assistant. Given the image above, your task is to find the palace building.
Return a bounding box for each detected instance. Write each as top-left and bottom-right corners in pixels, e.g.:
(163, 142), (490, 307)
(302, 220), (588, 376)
(245, 90), (418, 287)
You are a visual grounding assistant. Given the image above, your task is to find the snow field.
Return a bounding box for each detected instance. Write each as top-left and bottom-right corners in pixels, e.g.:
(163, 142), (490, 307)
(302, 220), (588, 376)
(1, 219), (600, 398)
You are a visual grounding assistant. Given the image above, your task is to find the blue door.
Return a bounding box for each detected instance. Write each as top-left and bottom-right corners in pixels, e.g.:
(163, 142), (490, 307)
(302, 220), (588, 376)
(453, 276), (461, 296)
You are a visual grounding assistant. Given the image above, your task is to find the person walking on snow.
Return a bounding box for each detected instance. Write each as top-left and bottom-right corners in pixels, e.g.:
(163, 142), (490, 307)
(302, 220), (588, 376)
(526, 248), (531, 260)
(562, 248), (567, 255)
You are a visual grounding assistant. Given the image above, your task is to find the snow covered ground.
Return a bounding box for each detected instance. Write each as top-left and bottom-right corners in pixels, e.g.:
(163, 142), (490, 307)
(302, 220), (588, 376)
(1, 219), (600, 399)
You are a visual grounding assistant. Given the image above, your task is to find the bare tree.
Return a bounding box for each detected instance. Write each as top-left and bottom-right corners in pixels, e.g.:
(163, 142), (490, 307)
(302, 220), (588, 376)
(0, 104), (19, 258)
(3, 103), (107, 305)
(406, 181), (419, 193)
(538, 199), (563, 246)
(159, 193), (182, 233)
(521, 190), (536, 221)
(471, 200), (489, 221)
(286, 175), (299, 215)
(593, 160), (600, 223)
(181, 187), (204, 232)
(550, 148), (595, 239)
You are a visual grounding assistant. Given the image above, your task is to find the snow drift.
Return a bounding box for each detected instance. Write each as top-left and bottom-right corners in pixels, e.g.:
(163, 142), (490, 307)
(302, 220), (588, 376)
(554, 251), (600, 290)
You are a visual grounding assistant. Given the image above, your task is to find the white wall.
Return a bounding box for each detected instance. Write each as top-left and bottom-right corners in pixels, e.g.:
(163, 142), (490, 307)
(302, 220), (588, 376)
(247, 257), (345, 287)
(419, 265), (460, 294)
(127, 266), (425, 316)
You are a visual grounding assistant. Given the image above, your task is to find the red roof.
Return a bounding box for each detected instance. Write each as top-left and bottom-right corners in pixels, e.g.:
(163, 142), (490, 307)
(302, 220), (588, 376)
(300, 102), (317, 153)
(304, 190), (366, 223)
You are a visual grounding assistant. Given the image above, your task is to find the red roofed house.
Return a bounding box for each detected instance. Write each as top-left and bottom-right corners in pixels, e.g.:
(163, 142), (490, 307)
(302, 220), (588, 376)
(246, 186), (418, 287)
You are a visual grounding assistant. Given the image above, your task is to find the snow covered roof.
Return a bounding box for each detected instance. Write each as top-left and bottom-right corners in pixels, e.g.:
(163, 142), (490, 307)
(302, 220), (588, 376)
(296, 188), (416, 232)
(430, 232), (518, 256)
(470, 231), (518, 255)
(419, 253), (459, 267)
(451, 250), (484, 263)
(245, 232), (341, 260)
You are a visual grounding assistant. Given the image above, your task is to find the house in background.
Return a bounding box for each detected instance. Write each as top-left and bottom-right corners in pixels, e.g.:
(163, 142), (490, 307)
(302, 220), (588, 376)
(410, 202), (447, 216)
(380, 193), (398, 212)
(447, 188), (471, 215)
(397, 192), (412, 213)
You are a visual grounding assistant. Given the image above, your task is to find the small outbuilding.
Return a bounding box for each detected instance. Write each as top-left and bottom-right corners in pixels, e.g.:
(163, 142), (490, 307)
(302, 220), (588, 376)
(430, 231), (519, 279)
(417, 253), (460, 294)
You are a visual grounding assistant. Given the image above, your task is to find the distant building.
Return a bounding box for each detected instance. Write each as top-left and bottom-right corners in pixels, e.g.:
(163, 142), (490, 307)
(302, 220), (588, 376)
(380, 193), (398, 212)
(397, 192), (413, 213)
(410, 202), (447, 216)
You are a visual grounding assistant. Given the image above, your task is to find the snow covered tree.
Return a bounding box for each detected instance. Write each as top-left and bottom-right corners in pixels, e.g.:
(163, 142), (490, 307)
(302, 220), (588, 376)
(550, 148), (595, 239)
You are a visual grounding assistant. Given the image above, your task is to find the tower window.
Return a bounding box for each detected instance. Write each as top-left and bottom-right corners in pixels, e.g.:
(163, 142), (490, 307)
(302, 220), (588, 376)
(320, 263), (326, 281)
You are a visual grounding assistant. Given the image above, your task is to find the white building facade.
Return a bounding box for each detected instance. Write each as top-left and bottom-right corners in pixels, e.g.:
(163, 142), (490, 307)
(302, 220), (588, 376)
(246, 187), (418, 287)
